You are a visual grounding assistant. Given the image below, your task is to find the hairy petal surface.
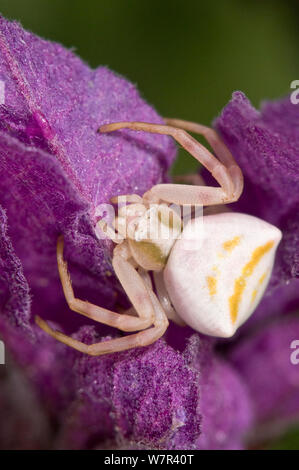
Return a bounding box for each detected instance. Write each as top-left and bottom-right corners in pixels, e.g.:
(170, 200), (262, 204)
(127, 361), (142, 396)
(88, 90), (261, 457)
(55, 327), (202, 450)
(186, 336), (252, 450)
(230, 315), (299, 440)
(0, 130), (116, 330)
(0, 205), (31, 333)
(215, 92), (298, 224)
(55, 331), (253, 450)
(0, 16), (175, 205)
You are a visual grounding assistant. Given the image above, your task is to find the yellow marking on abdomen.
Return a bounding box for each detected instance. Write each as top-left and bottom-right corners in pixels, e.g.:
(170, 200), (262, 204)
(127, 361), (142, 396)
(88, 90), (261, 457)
(251, 289), (258, 304)
(223, 236), (241, 252)
(251, 272), (268, 305)
(206, 276), (217, 297)
(259, 272), (267, 285)
(229, 241), (274, 324)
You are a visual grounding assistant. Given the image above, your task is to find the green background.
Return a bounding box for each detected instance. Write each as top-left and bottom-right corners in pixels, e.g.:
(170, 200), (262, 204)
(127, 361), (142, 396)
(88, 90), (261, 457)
(1, 0), (299, 448)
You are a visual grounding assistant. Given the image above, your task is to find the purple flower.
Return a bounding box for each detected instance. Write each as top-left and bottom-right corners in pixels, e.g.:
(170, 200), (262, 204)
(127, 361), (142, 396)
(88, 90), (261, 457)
(0, 16), (298, 449)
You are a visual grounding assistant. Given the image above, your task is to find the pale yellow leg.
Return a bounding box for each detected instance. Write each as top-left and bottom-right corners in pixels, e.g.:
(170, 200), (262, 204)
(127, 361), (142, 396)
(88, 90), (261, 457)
(35, 237), (169, 355)
(99, 120), (243, 206)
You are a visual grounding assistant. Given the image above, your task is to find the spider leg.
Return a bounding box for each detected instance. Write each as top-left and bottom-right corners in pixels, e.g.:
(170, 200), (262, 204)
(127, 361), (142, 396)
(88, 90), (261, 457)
(36, 289), (168, 355)
(36, 236), (155, 334)
(99, 120), (243, 206)
(137, 268), (185, 326)
(165, 118), (243, 197)
(153, 271), (186, 326)
(35, 242), (169, 356)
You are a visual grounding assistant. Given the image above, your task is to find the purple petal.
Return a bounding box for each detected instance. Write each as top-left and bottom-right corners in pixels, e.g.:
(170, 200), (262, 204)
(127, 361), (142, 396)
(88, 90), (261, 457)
(215, 92), (298, 225)
(0, 16), (175, 206)
(0, 204), (74, 425)
(56, 331), (253, 450)
(186, 336), (252, 450)
(56, 327), (201, 450)
(230, 315), (299, 439)
(0, 359), (50, 450)
(0, 205), (31, 334)
(0, 129), (115, 332)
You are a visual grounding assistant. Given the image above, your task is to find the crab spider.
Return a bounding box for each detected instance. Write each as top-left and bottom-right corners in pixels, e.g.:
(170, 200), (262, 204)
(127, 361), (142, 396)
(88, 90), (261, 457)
(36, 119), (282, 355)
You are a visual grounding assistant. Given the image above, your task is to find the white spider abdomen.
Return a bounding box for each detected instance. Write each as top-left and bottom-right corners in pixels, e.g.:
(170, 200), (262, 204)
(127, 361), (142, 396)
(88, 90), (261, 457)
(164, 212), (282, 337)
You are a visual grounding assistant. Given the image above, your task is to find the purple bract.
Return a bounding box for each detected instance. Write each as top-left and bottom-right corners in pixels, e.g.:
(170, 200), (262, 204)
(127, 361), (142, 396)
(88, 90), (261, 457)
(0, 16), (298, 449)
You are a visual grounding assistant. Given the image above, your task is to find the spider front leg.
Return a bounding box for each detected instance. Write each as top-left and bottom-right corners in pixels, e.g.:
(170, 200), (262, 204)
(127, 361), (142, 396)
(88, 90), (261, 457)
(35, 236), (169, 355)
(99, 120), (244, 206)
(165, 118), (244, 198)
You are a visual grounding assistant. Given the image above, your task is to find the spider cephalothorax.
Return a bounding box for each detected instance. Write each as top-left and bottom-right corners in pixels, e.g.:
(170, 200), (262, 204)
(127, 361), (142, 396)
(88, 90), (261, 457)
(36, 119), (281, 355)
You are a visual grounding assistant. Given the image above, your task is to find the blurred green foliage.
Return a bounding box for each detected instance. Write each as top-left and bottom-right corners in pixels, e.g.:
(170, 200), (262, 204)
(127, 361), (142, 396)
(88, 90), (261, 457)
(266, 426), (299, 450)
(0, 1), (299, 448)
